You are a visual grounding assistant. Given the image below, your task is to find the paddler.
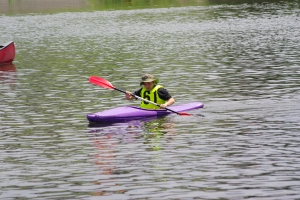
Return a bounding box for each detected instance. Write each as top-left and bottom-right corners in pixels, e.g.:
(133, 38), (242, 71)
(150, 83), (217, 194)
(125, 74), (175, 109)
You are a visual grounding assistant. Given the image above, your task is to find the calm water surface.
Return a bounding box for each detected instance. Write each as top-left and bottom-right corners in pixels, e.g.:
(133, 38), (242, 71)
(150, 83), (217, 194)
(1, 1), (300, 199)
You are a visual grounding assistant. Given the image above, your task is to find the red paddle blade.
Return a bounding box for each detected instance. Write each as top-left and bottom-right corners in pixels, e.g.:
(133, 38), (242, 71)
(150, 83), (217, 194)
(177, 112), (191, 116)
(89, 76), (115, 90)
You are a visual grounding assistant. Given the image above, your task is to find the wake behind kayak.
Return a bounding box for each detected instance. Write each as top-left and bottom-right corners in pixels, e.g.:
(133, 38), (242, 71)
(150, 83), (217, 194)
(87, 102), (204, 123)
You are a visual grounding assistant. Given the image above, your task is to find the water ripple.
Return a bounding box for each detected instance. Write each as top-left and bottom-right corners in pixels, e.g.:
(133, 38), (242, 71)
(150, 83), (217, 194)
(1, 2), (300, 199)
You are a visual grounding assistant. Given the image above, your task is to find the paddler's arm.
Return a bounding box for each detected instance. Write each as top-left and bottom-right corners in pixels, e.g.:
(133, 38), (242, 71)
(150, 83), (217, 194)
(160, 97), (175, 109)
(158, 88), (175, 109)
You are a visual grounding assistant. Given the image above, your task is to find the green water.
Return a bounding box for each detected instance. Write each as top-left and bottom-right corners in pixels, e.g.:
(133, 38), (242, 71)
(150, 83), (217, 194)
(3, 0), (207, 14)
(1, 0), (300, 199)
(1, 0), (299, 14)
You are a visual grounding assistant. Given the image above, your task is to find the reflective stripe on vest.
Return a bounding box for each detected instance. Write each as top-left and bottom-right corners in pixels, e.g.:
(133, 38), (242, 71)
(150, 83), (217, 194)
(140, 85), (166, 110)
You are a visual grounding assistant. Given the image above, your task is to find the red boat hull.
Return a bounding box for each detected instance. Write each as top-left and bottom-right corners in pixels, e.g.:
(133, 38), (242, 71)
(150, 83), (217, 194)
(0, 41), (15, 65)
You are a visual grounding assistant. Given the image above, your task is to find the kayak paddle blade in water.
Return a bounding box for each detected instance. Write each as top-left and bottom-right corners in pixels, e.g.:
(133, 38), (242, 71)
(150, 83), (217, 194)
(177, 112), (191, 116)
(89, 76), (193, 116)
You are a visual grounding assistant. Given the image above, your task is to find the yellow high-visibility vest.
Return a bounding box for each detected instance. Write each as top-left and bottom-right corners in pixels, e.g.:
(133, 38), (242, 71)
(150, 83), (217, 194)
(140, 85), (166, 109)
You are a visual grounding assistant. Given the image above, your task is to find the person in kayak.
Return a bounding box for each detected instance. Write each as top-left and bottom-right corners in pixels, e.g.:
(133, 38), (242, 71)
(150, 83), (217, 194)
(126, 74), (175, 109)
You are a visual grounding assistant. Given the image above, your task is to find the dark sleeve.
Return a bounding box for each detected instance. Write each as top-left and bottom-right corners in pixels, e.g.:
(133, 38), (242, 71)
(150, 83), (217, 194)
(157, 88), (172, 101)
(133, 88), (142, 97)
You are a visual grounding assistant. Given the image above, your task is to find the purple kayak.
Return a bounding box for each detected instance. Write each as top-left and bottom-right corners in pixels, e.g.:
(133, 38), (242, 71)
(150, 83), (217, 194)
(87, 102), (204, 123)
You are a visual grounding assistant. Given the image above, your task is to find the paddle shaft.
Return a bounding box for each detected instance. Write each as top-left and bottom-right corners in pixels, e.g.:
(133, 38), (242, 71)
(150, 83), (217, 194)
(114, 88), (180, 115)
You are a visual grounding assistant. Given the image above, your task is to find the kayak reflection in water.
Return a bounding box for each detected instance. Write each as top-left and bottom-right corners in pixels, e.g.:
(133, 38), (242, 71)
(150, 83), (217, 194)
(125, 74), (175, 110)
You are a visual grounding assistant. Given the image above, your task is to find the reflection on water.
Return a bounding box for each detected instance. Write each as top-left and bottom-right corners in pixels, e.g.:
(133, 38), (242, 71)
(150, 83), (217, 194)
(88, 116), (175, 148)
(0, 63), (16, 72)
(88, 116), (176, 196)
(1, 0), (205, 14)
(88, 0), (210, 11)
(0, 0), (89, 14)
(0, 63), (16, 86)
(2, 0), (297, 14)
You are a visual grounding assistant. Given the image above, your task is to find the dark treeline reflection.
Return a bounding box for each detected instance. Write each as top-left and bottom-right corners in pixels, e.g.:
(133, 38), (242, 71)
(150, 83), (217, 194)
(89, 0), (299, 9)
(209, 0), (299, 4)
(2, 0), (299, 14)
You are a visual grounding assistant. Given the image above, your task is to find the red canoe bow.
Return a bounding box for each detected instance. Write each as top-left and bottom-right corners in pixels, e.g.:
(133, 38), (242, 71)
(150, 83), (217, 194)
(0, 41), (16, 65)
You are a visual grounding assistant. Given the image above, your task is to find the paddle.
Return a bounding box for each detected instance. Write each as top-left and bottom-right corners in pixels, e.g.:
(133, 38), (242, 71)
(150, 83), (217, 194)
(89, 76), (191, 116)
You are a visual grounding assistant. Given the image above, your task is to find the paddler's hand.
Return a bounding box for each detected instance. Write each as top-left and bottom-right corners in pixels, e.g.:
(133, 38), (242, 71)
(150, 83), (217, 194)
(125, 91), (133, 100)
(160, 104), (168, 109)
